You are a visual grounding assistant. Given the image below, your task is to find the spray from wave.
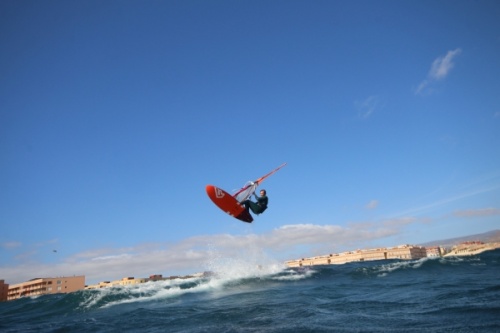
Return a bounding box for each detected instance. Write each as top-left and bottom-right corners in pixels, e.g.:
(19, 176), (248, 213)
(78, 243), (315, 310)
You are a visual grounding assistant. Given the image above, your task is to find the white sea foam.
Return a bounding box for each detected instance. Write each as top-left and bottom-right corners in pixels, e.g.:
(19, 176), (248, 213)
(273, 268), (316, 281)
(80, 276), (213, 309)
(81, 243), (289, 309)
(203, 242), (286, 281)
(375, 257), (429, 277)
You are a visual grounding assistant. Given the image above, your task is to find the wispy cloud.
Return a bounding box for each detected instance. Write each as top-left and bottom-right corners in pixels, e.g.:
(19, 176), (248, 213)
(388, 182), (500, 218)
(453, 208), (500, 218)
(365, 200), (379, 210)
(429, 48), (462, 80)
(415, 48), (462, 95)
(382, 217), (417, 227)
(0, 222), (409, 285)
(1, 241), (22, 249)
(355, 95), (382, 119)
(4, 177), (497, 285)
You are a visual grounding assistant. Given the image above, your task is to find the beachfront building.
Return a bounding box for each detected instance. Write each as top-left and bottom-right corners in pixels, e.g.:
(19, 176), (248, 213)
(85, 274), (173, 290)
(425, 246), (444, 257)
(85, 273), (207, 290)
(0, 280), (9, 302)
(285, 245), (428, 268)
(444, 241), (500, 257)
(85, 276), (149, 290)
(7, 276), (85, 301)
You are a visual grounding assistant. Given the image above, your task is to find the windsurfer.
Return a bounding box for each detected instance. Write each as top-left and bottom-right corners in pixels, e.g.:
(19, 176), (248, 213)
(241, 189), (268, 215)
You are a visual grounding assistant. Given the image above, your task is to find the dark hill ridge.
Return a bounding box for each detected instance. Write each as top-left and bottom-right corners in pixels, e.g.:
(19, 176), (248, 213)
(418, 229), (500, 248)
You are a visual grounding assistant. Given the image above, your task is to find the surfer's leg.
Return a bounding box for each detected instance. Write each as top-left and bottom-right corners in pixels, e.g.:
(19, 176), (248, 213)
(248, 201), (260, 214)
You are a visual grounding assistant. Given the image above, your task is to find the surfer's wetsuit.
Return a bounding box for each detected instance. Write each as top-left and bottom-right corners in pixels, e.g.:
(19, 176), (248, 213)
(243, 194), (268, 215)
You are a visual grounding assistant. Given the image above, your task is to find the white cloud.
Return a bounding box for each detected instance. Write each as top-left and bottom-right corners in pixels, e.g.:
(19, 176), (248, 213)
(387, 182), (500, 219)
(382, 217), (417, 227)
(1, 241), (22, 249)
(355, 95), (381, 119)
(366, 200), (379, 210)
(453, 208), (500, 217)
(0, 222), (412, 285)
(415, 80), (430, 95)
(429, 48), (462, 80)
(415, 48), (462, 95)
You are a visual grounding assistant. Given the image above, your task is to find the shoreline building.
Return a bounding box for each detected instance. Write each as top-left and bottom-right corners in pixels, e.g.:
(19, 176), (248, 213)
(444, 241), (500, 257)
(425, 246), (444, 257)
(0, 280), (9, 302)
(85, 276), (149, 289)
(7, 276), (85, 301)
(85, 273), (206, 290)
(286, 245), (427, 268)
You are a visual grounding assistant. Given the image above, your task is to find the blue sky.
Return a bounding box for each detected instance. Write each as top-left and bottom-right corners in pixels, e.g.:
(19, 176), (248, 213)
(1, 0), (499, 285)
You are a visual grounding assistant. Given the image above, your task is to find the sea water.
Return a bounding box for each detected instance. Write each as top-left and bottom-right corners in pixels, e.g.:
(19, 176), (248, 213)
(1, 250), (499, 332)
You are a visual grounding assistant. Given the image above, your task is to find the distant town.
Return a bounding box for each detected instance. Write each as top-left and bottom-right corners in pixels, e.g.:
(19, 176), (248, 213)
(1, 231), (499, 302)
(285, 240), (500, 268)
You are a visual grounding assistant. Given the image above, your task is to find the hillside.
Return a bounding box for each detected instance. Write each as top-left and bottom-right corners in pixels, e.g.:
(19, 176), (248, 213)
(418, 229), (500, 248)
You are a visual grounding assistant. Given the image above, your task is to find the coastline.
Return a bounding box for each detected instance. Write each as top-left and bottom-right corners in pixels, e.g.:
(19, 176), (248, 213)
(443, 242), (500, 257)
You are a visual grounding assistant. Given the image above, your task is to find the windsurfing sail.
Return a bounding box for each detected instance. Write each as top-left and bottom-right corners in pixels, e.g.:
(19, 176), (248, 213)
(234, 181), (259, 203)
(232, 163), (287, 203)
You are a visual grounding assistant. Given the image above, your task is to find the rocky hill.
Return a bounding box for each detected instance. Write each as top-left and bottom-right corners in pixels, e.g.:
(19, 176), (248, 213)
(418, 229), (500, 248)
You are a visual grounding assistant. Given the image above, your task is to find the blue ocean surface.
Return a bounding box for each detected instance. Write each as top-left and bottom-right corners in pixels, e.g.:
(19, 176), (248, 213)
(1, 250), (499, 332)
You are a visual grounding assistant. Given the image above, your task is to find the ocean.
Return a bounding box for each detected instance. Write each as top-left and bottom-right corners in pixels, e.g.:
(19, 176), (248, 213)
(1, 249), (499, 332)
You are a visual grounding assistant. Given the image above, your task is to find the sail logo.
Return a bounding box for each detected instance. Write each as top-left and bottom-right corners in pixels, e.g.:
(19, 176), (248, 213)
(215, 187), (225, 199)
